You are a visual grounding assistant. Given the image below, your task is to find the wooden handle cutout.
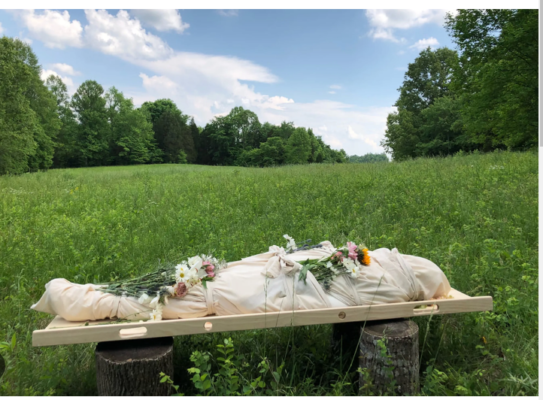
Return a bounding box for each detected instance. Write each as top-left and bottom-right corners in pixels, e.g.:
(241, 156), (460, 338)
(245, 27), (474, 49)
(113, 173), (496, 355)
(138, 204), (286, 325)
(119, 327), (147, 338)
(412, 304), (440, 315)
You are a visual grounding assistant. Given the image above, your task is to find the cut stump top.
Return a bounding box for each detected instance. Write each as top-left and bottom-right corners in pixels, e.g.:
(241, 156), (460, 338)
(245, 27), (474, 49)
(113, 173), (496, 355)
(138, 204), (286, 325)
(363, 319), (418, 338)
(95, 337), (173, 363)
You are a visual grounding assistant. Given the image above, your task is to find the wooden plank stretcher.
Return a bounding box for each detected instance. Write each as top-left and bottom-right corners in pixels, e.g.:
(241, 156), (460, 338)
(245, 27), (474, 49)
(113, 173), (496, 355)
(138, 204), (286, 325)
(32, 288), (492, 347)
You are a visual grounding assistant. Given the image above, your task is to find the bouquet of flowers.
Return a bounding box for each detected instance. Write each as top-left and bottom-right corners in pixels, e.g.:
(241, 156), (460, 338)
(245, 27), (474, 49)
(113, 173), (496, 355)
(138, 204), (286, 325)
(98, 254), (227, 321)
(296, 240), (371, 290)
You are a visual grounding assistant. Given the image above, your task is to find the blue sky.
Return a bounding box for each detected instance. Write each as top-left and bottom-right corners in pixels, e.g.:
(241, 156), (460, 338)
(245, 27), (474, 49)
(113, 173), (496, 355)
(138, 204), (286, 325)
(0, 8), (460, 156)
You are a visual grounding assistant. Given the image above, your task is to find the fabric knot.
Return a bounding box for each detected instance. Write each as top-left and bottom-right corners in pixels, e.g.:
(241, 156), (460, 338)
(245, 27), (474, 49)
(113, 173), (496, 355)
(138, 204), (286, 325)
(261, 246), (301, 278)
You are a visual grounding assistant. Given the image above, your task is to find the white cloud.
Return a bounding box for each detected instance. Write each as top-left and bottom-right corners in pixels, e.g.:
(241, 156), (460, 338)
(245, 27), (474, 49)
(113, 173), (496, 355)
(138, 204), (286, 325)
(329, 84), (342, 90)
(218, 10), (239, 17)
(139, 73), (178, 93)
(409, 37), (439, 51)
(347, 126), (381, 152)
(40, 69), (76, 93)
(0, 22), (4, 35)
(22, 37), (32, 45)
(366, 9), (454, 42)
(84, 10), (173, 61)
(50, 63), (80, 76)
(129, 9), (189, 33)
(15, 9), (83, 48)
(328, 91), (336, 94)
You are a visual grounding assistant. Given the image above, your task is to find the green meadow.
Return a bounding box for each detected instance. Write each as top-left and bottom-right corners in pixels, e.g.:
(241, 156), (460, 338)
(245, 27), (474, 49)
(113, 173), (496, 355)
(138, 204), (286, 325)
(0, 151), (538, 395)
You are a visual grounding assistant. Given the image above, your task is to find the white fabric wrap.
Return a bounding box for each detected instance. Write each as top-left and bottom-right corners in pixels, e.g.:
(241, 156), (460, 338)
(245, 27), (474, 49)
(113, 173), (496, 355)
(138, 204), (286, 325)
(31, 242), (451, 321)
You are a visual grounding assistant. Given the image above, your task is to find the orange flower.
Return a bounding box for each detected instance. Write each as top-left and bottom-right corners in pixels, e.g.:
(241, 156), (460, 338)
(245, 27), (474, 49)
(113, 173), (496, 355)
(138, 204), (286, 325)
(361, 248), (371, 266)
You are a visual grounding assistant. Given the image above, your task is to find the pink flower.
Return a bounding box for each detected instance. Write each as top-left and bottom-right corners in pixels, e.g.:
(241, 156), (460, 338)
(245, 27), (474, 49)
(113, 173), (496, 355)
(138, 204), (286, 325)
(203, 261), (211, 267)
(347, 242), (358, 260)
(206, 264), (215, 273)
(207, 272), (215, 278)
(332, 251), (344, 263)
(175, 282), (188, 297)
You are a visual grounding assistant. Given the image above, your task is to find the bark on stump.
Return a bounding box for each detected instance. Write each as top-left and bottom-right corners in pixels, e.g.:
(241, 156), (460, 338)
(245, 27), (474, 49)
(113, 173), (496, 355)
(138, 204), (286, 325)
(95, 337), (174, 396)
(359, 319), (419, 395)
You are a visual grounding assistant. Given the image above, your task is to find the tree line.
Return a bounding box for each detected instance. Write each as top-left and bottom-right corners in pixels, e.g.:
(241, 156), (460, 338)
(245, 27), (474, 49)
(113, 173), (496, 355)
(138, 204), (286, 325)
(381, 9), (538, 161)
(0, 36), (349, 175)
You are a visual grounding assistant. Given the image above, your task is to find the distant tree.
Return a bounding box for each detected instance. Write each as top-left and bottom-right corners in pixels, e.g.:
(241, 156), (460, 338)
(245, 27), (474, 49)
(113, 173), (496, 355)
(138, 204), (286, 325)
(189, 117), (200, 162)
(105, 88), (155, 165)
(46, 75), (78, 168)
(348, 153), (389, 163)
(153, 109), (193, 163)
(141, 99), (187, 125)
(381, 47), (460, 160)
(285, 127), (312, 164)
(141, 99), (195, 163)
(71, 80), (110, 166)
(0, 37), (39, 174)
(445, 9), (538, 150)
(201, 107), (262, 166)
(308, 129), (324, 163)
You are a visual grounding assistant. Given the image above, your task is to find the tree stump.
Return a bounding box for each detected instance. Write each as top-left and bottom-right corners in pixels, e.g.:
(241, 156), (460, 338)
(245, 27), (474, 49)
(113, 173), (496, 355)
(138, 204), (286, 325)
(95, 337), (174, 396)
(359, 319), (419, 395)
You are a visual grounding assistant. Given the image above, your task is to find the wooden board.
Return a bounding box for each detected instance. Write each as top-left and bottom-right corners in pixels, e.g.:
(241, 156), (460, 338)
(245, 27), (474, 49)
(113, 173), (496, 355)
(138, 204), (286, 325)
(32, 288), (492, 347)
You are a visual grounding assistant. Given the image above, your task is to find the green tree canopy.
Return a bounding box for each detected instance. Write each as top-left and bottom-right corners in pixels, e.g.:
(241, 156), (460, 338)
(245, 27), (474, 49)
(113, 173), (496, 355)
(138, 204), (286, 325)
(381, 47), (461, 160)
(105, 87), (156, 165)
(46, 75), (78, 168)
(445, 9), (538, 150)
(71, 80), (110, 166)
(0, 37), (39, 174)
(0, 37), (60, 173)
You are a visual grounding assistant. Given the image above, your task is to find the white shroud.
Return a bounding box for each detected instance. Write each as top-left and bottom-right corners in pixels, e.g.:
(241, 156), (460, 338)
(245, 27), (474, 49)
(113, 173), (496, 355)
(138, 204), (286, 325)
(31, 241), (451, 322)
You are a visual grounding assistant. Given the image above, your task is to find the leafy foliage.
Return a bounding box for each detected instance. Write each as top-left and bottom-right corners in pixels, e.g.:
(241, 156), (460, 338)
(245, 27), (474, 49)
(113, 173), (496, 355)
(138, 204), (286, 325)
(445, 9), (538, 150)
(348, 153), (388, 163)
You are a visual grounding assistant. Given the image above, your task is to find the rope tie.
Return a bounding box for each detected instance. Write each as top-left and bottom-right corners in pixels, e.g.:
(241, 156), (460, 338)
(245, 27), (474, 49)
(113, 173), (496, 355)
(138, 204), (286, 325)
(204, 281), (217, 315)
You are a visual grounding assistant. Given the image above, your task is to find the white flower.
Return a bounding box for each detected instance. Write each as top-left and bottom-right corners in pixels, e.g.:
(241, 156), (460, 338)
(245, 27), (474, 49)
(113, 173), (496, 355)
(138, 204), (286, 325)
(186, 268), (201, 287)
(149, 309), (162, 322)
(175, 264), (190, 283)
(326, 261), (333, 269)
(188, 255), (203, 270)
(283, 234), (297, 252)
(165, 286), (175, 296)
(342, 258), (360, 278)
(149, 292), (160, 309)
(138, 293), (151, 304)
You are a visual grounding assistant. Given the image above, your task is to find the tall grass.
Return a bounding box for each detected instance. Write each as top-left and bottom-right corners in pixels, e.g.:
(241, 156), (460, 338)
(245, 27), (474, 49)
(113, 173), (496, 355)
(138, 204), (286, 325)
(0, 151), (537, 395)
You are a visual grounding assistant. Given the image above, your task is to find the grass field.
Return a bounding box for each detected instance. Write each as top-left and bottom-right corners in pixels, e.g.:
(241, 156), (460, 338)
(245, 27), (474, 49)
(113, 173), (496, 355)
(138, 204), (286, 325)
(0, 151), (538, 395)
